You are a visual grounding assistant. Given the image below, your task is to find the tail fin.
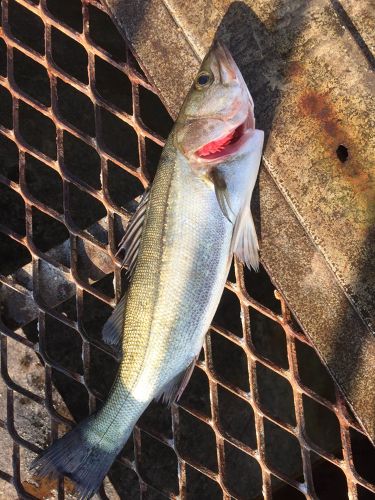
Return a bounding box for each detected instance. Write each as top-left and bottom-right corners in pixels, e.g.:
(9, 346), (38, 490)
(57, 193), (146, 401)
(31, 413), (130, 499)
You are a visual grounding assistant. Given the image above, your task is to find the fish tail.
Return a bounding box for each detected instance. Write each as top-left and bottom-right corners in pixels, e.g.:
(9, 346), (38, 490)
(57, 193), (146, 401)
(31, 409), (132, 499)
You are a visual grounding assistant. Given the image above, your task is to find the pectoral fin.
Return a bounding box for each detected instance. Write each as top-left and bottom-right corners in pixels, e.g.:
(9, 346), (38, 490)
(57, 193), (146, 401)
(209, 170), (234, 223)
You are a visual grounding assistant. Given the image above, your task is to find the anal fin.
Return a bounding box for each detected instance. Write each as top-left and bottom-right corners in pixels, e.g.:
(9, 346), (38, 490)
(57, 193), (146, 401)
(156, 356), (197, 406)
(102, 293), (127, 354)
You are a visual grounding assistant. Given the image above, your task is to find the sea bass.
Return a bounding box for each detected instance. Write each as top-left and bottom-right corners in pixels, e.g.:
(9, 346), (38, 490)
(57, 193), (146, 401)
(32, 42), (264, 498)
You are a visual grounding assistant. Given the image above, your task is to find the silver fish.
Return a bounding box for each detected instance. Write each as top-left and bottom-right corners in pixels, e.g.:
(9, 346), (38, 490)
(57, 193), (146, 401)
(32, 42), (264, 499)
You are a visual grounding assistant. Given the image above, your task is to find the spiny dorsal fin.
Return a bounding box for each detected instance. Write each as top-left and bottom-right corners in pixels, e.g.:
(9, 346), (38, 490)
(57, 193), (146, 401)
(156, 356), (197, 406)
(117, 188), (150, 276)
(102, 293), (127, 353)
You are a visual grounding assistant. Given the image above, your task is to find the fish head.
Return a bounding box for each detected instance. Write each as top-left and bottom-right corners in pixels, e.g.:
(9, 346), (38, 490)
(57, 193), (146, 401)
(175, 41), (256, 166)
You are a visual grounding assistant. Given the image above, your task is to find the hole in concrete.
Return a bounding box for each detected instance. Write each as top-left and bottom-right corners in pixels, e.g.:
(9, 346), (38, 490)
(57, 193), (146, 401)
(51, 27), (88, 83)
(57, 79), (95, 136)
(336, 144), (348, 163)
(13, 49), (50, 107)
(9, 0), (45, 54)
(19, 101), (56, 159)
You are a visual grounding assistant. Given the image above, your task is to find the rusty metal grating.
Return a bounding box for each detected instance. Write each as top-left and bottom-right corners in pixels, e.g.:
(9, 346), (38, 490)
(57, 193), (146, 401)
(0, 0), (374, 498)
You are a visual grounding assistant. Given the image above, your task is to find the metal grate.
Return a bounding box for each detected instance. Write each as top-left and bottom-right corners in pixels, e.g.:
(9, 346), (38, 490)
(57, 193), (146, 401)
(0, 0), (374, 498)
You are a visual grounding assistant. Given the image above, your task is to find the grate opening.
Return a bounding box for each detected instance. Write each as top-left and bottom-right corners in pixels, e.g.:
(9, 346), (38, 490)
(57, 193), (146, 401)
(145, 136), (163, 181)
(19, 100), (57, 158)
(211, 330), (250, 392)
(25, 154), (63, 213)
(0, 232), (31, 275)
(95, 55), (132, 114)
(63, 130), (101, 189)
(245, 264), (282, 315)
(56, 78), (95, 136)
(217, 384), (257, 448)
(139, 85), (174, 138)
(264, 418), (303, 480)
(107, 160), (144, 211)
(311, 453), (348, 499)
(31, 206), (68, 253)
(13, 48), (50, 106)
(224, 440), (263, 498)
(350, 427), (375, 484)
(100, 106), (139, 167)
(213, 287), (243, 337)
(186, 464), (222, 500)
(0, 38), (6, 75)
(68, 183), (106, 235)
(357, 485), (375, 500)
(8, 0), (45, 54)
(46, 0), (83, 33)
(51, 26), (88, 84)
(88, 4), (126, 62)
(256, 362), (296, 427)
(0, 84), (12, 129)
(0, 133), (18, 181)
(179, 367), (211, 417)
(271, 477), (306, 499)
(178, 407), (218, 472)
(0, 183), (25, 235)
(139, 400), (173, 440)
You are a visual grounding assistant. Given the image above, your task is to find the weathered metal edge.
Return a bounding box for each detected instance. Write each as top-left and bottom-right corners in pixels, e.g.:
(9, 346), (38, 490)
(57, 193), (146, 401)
(100, 0), (375, 443)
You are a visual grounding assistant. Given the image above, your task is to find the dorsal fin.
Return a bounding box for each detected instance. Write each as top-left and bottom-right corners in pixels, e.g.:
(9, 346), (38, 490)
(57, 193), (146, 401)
(231, 129), (264, 271)
(117, 188), (150, 276)
(102, 293), (127, 353)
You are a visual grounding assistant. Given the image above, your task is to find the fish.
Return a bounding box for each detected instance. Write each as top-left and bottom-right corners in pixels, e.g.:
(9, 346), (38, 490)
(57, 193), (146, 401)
(31, 41), (264, 499)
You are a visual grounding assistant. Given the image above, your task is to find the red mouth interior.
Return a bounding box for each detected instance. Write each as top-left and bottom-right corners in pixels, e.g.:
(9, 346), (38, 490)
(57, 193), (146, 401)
(196, 124), (244, 159)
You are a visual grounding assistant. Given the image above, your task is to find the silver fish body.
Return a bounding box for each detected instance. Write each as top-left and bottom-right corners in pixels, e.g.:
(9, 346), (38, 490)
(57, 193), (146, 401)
(32, 42), (264, 499)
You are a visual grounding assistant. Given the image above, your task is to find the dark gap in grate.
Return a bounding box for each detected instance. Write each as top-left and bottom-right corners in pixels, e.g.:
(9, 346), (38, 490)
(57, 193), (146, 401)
(0, 38), (6, 76)
(178, 367), (211, 417)
(95, 56), (132, 114)
(75, 238), (111, 283)
(357, 485), (375, 500)
(249, 308), (289, 369)
(0, 85), (12, 129)
(46, 0), (83, 32)
(51, 368), (89, 421)
(25, 154), (63, 213)
(51, 27), (88, 84)
(100, 107), (139, 167)
(57, 78), (95, 136)
(311, 452), (348, 499)
(139, 86), (173, 139)
(245, 263), (282, 315)
(91, 272), (115, 299)
(68, 183), (106, 237)
(108, 161), (144, 211)
(139, 432), (179, 495)
(224, 441), (262, 499)
(128, 49), (147, 80)
(63, 130), (101, 189)
(303, 395), (342, 458)
(295, 338), (336, 402)
(349, 427), (375, 483)
(45, 313), (83, 375)
(54, 295), (77, 323)
(213, 287), (242, 337)
(88, 4), (127, 62)
(0, 232), (31, 275)
(185, 464), (222, 499)
(13, 48), (50, 107)
(256, 362), (296, 427)
(139, 401), (173, 440)
(31, 206), (69, 252)
(0, 133), (18, 181)
(142, 488), (167, 500)
(0, 183), (25, 235)
(8, 0), (45, 54)
(82, 289), (113, 343)
(145, 137), (163, 182)
(107, 461), (140, 499)
(177, 408), (218, 473)
(22, 319), (39, 345)
(19, 101), (57, 159)
(217, 385), (256, 448)
(271, 476), (305, 499)
(0, 0), (2, 27)
(210, 330), (250, 392)
(89, 343), (118, 397)
(264, 418), (303, 480)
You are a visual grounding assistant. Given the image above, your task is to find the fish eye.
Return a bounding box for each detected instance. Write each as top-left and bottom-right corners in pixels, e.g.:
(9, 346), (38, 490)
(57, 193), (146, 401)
(195, 71), (213, 89)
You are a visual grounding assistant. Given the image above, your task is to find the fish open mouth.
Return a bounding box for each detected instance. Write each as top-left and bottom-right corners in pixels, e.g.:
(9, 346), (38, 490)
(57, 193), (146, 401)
(195, 121), (247, 161)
